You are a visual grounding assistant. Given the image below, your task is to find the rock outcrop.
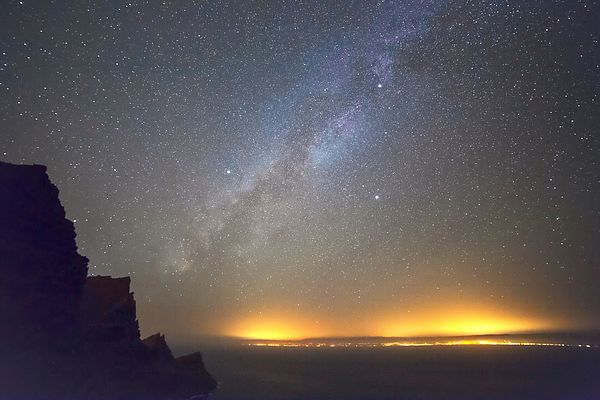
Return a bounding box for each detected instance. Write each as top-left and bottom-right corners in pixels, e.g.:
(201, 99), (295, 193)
(0, 161), (216, 399)
(0, 163), (88, 348)
(143, 333), (175, 361)
(80, 276), (140, 346)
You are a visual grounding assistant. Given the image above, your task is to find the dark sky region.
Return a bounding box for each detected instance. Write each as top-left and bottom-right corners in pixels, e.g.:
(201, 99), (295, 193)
(1, 1), (599, 340)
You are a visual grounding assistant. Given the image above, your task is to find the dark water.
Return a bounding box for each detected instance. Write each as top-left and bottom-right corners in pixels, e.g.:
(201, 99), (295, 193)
(194, 345), (600, 400)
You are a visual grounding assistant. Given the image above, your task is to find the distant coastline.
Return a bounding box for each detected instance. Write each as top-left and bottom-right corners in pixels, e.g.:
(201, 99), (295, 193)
(171, 331), (600, 354)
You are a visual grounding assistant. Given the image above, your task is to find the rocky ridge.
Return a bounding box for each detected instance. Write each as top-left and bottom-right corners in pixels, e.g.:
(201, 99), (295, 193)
(0, 161), (216, 399)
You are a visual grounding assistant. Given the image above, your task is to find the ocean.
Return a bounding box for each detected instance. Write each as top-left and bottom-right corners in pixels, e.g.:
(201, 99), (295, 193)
(177, 340), (600, 400)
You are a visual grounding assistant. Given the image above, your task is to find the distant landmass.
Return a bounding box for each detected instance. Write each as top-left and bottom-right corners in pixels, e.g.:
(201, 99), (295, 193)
(169, 331), (600, 351)
(237, 332), (600, 348)
(0, 161), (216, 399)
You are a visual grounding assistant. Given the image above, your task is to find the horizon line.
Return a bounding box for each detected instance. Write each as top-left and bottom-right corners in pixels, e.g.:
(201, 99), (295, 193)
(181, 329), (600, 343)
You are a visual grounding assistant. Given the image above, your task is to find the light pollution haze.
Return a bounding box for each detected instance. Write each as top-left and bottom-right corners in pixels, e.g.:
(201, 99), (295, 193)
(1, 0), (599, 340)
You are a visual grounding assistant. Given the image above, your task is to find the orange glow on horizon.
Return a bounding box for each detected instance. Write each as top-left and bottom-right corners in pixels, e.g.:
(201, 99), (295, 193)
(376, 314), (548, 337)
(226, 314), (331, 340)
(224, 302), (559, 340)
(376, 304), (555, 337)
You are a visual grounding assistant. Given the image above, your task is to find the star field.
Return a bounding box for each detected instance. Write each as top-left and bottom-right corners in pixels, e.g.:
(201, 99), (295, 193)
(1, 0), (599, 338)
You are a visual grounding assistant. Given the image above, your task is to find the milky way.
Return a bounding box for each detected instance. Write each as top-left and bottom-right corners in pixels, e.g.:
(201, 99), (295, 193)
(1, 1), (599, 338)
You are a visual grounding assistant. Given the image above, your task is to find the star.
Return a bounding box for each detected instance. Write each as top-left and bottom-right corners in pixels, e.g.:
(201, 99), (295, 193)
(1, 0), (597, 342)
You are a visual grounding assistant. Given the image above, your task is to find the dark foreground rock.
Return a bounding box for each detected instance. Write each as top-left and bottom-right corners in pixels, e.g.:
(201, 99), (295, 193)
(0, 161), (216, 399)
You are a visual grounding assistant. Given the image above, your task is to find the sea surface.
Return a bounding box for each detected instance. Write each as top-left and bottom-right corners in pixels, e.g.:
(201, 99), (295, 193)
(176, 340), (600, 400)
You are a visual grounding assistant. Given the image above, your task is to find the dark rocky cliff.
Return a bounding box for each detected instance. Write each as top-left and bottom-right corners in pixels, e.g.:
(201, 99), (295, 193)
(80, 276), (141, 346)
(0, 163), (88, 347)
(0, 161), (216, 399)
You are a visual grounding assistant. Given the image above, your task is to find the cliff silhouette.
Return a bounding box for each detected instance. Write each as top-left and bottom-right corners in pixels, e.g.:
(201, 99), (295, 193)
(0, 161), (216, 399)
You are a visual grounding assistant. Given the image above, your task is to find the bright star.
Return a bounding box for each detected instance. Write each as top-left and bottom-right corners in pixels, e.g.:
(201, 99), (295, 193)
(375, 195), (380, 200)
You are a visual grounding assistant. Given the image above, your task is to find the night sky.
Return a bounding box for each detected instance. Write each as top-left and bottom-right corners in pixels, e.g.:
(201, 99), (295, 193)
(1, 1), (599, 340)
